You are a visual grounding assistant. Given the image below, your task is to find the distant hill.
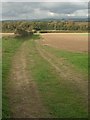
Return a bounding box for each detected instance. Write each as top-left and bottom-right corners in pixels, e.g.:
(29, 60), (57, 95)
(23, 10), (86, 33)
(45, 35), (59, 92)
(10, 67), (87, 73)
(2, 17), (89, 22)
(34, 17), (88, 22)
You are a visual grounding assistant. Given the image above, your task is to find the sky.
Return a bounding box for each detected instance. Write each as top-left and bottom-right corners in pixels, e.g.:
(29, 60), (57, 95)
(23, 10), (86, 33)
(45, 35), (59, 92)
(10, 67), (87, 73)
(1, 0), (89, 20)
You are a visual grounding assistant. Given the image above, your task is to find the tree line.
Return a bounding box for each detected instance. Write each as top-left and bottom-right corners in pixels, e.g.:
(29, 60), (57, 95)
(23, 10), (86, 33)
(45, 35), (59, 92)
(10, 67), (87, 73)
(2, 21), (88, 34)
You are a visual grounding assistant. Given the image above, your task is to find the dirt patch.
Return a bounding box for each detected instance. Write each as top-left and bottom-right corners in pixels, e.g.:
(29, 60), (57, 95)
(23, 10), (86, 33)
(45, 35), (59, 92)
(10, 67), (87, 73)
(7, 41), (50, 118)
(41, 33), (88, 52)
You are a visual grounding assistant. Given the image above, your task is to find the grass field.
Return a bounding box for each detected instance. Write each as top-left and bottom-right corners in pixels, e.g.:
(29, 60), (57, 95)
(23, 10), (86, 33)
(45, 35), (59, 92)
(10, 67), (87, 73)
(2, 34), (88, 118)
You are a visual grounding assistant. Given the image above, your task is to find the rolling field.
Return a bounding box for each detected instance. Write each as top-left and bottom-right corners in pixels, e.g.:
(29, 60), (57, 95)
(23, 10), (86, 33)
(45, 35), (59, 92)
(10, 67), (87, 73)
(2, 33), (88, 118)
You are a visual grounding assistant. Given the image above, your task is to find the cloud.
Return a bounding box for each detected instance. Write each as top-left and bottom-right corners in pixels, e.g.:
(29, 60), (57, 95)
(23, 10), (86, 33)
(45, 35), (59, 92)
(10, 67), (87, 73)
(1, 0), (89, 2)
(2, 2), (88, 20)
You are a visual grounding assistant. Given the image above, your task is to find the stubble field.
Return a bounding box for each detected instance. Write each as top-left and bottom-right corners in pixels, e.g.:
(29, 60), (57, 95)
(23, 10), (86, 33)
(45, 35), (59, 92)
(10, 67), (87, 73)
(41, 33), (88, 52)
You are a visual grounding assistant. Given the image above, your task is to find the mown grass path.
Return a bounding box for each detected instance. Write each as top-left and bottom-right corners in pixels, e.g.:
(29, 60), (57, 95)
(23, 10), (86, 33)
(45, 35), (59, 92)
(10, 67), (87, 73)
(8, 40), (51, 118)
(2, 37), (25, 118)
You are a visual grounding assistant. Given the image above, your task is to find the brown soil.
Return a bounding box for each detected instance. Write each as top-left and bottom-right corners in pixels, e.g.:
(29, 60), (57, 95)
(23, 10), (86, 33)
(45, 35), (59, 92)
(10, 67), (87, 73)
(41, 33), (88, 52)
(8, 41), (50, 118)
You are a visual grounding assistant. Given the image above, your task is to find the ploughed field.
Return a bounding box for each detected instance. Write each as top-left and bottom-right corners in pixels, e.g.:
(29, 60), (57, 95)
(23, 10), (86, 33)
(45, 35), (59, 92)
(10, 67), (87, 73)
(2, 33), (88, 118)
(41, 33), (88, 52)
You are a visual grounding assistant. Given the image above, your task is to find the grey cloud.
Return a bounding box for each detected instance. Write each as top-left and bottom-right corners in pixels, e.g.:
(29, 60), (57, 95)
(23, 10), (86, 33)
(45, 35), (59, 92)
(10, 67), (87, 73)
(30, 2), (87, 13)
(2, 0), (89, 2)
(2, 2), (88, 20)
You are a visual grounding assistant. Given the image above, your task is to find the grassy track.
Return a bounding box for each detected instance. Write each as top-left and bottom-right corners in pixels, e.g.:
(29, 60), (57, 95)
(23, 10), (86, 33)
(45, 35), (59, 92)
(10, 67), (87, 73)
(42, 45), (88, 74)
(2, 36), (24, 118)
(2, 35), (88, 118)
(28, 38), (88, 118)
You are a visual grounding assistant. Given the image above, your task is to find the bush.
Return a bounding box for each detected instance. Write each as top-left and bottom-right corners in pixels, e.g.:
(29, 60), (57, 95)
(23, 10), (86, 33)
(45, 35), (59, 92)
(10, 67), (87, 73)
(15, 28), (33, 37)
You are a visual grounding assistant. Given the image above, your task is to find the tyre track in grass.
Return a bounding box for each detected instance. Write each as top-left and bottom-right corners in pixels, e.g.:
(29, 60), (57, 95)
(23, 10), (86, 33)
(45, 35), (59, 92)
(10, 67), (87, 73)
(35, 39), (88, 97)
(8, 40), (51, 118)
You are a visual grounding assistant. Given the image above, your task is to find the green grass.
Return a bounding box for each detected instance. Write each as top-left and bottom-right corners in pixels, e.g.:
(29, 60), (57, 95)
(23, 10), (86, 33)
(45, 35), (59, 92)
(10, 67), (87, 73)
(27, 39), (88, 118)
(2, 36), (24, 118)
(43, 46), (88, 74)
(31, 34), (41, 39)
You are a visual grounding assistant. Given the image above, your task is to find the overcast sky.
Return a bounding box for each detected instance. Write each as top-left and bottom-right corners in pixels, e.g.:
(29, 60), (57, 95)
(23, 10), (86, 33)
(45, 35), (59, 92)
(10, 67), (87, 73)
(1, 0), (89, 20)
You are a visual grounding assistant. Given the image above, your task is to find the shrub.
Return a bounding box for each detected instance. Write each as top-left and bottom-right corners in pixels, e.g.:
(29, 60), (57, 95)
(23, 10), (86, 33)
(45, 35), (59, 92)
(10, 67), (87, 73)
(15, 28), (33, 37)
